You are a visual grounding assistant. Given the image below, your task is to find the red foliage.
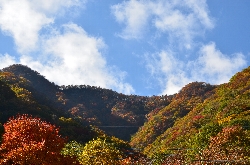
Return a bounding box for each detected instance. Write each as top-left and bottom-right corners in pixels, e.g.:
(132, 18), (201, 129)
(0, 114), (79, 165)
(193, 115), (204, 121)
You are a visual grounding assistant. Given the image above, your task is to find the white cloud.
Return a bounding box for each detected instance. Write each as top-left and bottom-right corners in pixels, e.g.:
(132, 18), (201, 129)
(111, 0), (149, 39)
(38, 23), (134, 94)
(0, 0), (84, 53)
(111, 0), (214, 49)
(145, 43), (247, 95)
(145, 51), (190, 95)
(0, 53), (17, 69)
(1, 23), (135, 94)
(162, 73), (190, 95)
(29, 0), (85, 15)
(0, 0), (134, 94)
(184, 0), (214, 29)
(193, 42), (247, 84)
(0, 0), (53, 53)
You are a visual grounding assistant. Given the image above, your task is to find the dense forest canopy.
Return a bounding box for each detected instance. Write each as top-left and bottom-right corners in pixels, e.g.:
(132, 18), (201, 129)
(1, 64), (250, 164)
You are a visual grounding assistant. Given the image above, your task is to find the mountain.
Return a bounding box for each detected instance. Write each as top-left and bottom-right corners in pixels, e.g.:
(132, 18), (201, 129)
(0, 64), (172, 141)
(1, 64), (250, 163)
(0, 65), (101, 143)
(130, 82), (216, 150)
(130, 66), (250, 163)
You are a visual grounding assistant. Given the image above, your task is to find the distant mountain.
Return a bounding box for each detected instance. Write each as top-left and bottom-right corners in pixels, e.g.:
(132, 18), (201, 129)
(0, 65), (99, 143)
(0, 64), (172, 141)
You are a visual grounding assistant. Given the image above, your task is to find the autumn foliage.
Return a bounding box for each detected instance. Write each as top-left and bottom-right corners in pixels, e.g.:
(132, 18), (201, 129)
(3, 64), (250, 164)
(199, 125), (250, 164)
(0, 114), (79, 165)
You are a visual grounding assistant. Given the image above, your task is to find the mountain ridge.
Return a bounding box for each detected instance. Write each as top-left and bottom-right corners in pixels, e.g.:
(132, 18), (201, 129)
(0, 64), (173, 141)
(2, 64), (250, 163)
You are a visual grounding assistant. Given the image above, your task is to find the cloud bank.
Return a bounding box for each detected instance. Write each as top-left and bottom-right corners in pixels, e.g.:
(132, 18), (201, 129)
(0, 0), (134, 94)
(0, 0), (247, 95)
(111, 0), (214, 49)
(193, 42), (246, 84)
(145, 42), (246, 95)
(112, 0), (246, 95)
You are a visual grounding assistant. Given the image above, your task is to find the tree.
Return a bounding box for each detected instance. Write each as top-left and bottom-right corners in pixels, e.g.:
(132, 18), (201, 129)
(78, 137), (128, 165)
(0, 114), (79, 165)
(61, 141), (84, 161)
(198, 125), (250, 164)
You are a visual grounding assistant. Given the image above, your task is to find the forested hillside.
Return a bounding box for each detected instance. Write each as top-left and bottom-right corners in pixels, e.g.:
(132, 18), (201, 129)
(130, 82), (216, 151)
(0, 64), (172, 141)
(1, 64), (250, 164)
(131, 66), (250, 164)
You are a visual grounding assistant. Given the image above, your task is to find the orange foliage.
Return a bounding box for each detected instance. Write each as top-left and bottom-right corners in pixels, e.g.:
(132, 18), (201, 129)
(0, 114), (79, 165)
(198, 125), (250, 164)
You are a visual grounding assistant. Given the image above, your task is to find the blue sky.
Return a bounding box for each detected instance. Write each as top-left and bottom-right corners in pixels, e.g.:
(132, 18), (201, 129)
(0, 0), (250, 96)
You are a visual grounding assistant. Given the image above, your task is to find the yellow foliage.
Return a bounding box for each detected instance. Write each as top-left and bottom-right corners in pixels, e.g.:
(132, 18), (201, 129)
(59, 117), (73, 123)
(79, 137), (124, 165)
(10, 85), (32, 102)
(218, 114), (236, 125)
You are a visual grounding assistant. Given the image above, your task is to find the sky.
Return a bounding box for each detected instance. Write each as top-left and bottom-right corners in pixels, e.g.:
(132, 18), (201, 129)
(0, 0), (250, 96)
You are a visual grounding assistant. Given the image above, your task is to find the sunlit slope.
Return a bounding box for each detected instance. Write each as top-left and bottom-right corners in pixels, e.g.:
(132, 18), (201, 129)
(131, 66), (250, 162)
